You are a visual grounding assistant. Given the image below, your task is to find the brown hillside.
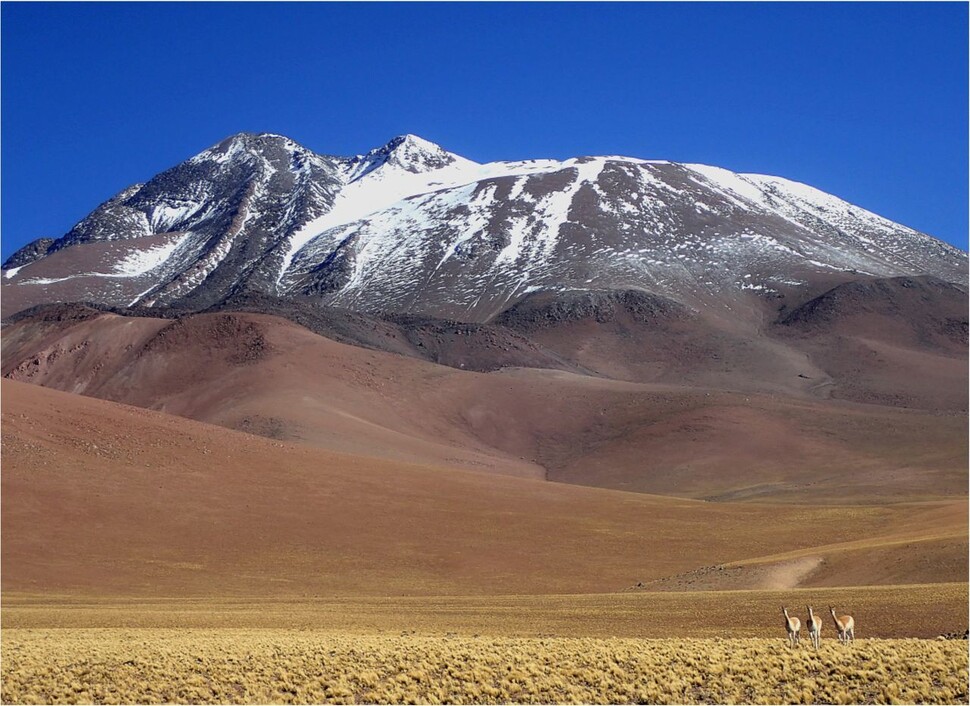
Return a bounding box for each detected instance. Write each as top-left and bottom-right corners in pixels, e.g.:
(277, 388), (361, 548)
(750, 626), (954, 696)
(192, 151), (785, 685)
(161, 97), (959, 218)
(2, 309), (965, 503)
(2, 380), (965, 599)
(774, 276), (968, 410)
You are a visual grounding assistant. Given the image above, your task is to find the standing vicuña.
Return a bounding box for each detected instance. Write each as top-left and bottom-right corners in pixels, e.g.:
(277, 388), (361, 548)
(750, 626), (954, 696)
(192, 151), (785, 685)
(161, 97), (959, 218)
(806, 606), (822, 650)
(829, 606), (855, 644)
(782, 607), (800, 648)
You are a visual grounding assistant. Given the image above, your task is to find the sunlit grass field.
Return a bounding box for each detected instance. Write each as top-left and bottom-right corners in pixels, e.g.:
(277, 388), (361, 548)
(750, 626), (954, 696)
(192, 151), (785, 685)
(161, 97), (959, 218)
(3, 630), (967, 705)
(3, 584), (967, 704)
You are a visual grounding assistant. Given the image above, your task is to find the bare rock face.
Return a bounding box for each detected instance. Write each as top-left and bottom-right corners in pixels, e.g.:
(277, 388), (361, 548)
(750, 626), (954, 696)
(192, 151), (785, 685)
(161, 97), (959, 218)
(494, 289), (691, 330)
(2, 132), (966, 325)
(3, 238), (55, 269)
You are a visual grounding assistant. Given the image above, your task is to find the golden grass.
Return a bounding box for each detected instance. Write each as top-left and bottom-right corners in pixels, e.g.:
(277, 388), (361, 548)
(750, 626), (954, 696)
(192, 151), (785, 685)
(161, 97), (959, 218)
(3, 630), (967, 705)
(4, 586), (966, 703)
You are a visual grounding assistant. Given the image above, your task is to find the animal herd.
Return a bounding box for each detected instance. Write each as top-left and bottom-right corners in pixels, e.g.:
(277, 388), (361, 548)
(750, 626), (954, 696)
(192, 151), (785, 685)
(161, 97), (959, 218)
(782, 606), (855, 649)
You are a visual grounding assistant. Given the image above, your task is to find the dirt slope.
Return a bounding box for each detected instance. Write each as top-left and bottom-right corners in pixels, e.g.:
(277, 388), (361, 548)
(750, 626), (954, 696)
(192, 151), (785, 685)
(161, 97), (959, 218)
(2, 380), (965, 599)
(3, 308), (965, 503)
(773, 276), (968, 410)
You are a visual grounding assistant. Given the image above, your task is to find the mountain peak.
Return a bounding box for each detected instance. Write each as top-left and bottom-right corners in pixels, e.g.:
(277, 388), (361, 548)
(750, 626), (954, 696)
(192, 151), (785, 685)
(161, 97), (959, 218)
(381, 133), (444, 154)
(347, 134), (471, 178)
(218, 131), (296, 146)
(189, 132), (311, 167)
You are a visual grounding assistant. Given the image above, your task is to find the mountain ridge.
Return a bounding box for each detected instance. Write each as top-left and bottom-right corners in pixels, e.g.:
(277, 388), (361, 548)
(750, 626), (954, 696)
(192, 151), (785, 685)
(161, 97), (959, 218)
(3, 132), (966, 323)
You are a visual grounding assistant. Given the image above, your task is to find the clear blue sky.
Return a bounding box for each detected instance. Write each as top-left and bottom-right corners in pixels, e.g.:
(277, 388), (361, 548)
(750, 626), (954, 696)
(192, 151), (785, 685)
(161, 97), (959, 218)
(2, 2), (967, 261)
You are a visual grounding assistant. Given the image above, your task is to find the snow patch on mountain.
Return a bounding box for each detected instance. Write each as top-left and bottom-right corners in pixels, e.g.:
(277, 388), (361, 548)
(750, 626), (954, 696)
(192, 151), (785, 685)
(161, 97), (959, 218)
(141, 181), (260, 306)
(113, 234), (190, 276)
(684, 164), (769, 208)
(277, 148), (569, 287)
(147, 201), (203, 232)
(277, 150), (628, 288)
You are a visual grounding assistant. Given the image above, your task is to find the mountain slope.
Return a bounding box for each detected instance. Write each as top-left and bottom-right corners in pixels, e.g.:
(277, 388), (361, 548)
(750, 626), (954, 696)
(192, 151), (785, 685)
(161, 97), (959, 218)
(3, 307), (965, 502)
(771, 276), (968, 409)
(3, 379), (966, 597)
(3, 133), (965, 321)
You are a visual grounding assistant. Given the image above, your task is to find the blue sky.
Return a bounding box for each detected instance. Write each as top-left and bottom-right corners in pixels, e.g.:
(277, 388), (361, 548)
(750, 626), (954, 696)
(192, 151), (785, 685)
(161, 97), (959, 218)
(2, 2), (967, 261)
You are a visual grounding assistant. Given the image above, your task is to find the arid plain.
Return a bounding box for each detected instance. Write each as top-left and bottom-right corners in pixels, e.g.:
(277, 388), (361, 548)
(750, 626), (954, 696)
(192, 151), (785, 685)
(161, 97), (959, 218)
(2, 299), (968, 704)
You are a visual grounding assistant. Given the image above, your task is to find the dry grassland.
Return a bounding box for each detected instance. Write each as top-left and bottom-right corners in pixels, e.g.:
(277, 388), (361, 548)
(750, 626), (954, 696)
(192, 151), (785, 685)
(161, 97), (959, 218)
(3, 584), (968, 704)
(3, 630), (967, 705)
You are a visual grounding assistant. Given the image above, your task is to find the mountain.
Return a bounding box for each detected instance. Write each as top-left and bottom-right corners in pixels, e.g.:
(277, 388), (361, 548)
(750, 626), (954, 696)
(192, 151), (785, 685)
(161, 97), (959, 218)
(2, 132), (966, 321)
(3, 307), (966, 503)
(2, 132), (966, 608)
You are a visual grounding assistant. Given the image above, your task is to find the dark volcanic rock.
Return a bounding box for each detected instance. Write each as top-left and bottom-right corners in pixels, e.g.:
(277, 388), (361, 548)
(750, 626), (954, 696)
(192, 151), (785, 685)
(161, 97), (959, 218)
(770, 275), (969, 410)
(4, 301), (109, 325)
(384, 313), (578, 373)
(3, 238), (55, 269)
(493, 289), (691, 330)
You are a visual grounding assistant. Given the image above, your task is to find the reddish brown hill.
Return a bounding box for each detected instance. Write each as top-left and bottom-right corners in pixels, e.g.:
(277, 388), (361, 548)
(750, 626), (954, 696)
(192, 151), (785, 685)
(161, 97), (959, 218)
(491, 289), (828, 396)
(774, 276), (968, 410)
(2, 308), (965, 503)
(429, 369), (966, 502)
(489, 279), (968, 411)
(2, 309), (540, 477)
(2, 380), (965, 598)
(207, 292), (579, 374)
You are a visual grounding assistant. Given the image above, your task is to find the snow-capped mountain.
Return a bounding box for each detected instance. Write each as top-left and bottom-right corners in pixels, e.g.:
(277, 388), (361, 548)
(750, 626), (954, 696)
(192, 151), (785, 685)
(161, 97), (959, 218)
(3, 132), (966, 321)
